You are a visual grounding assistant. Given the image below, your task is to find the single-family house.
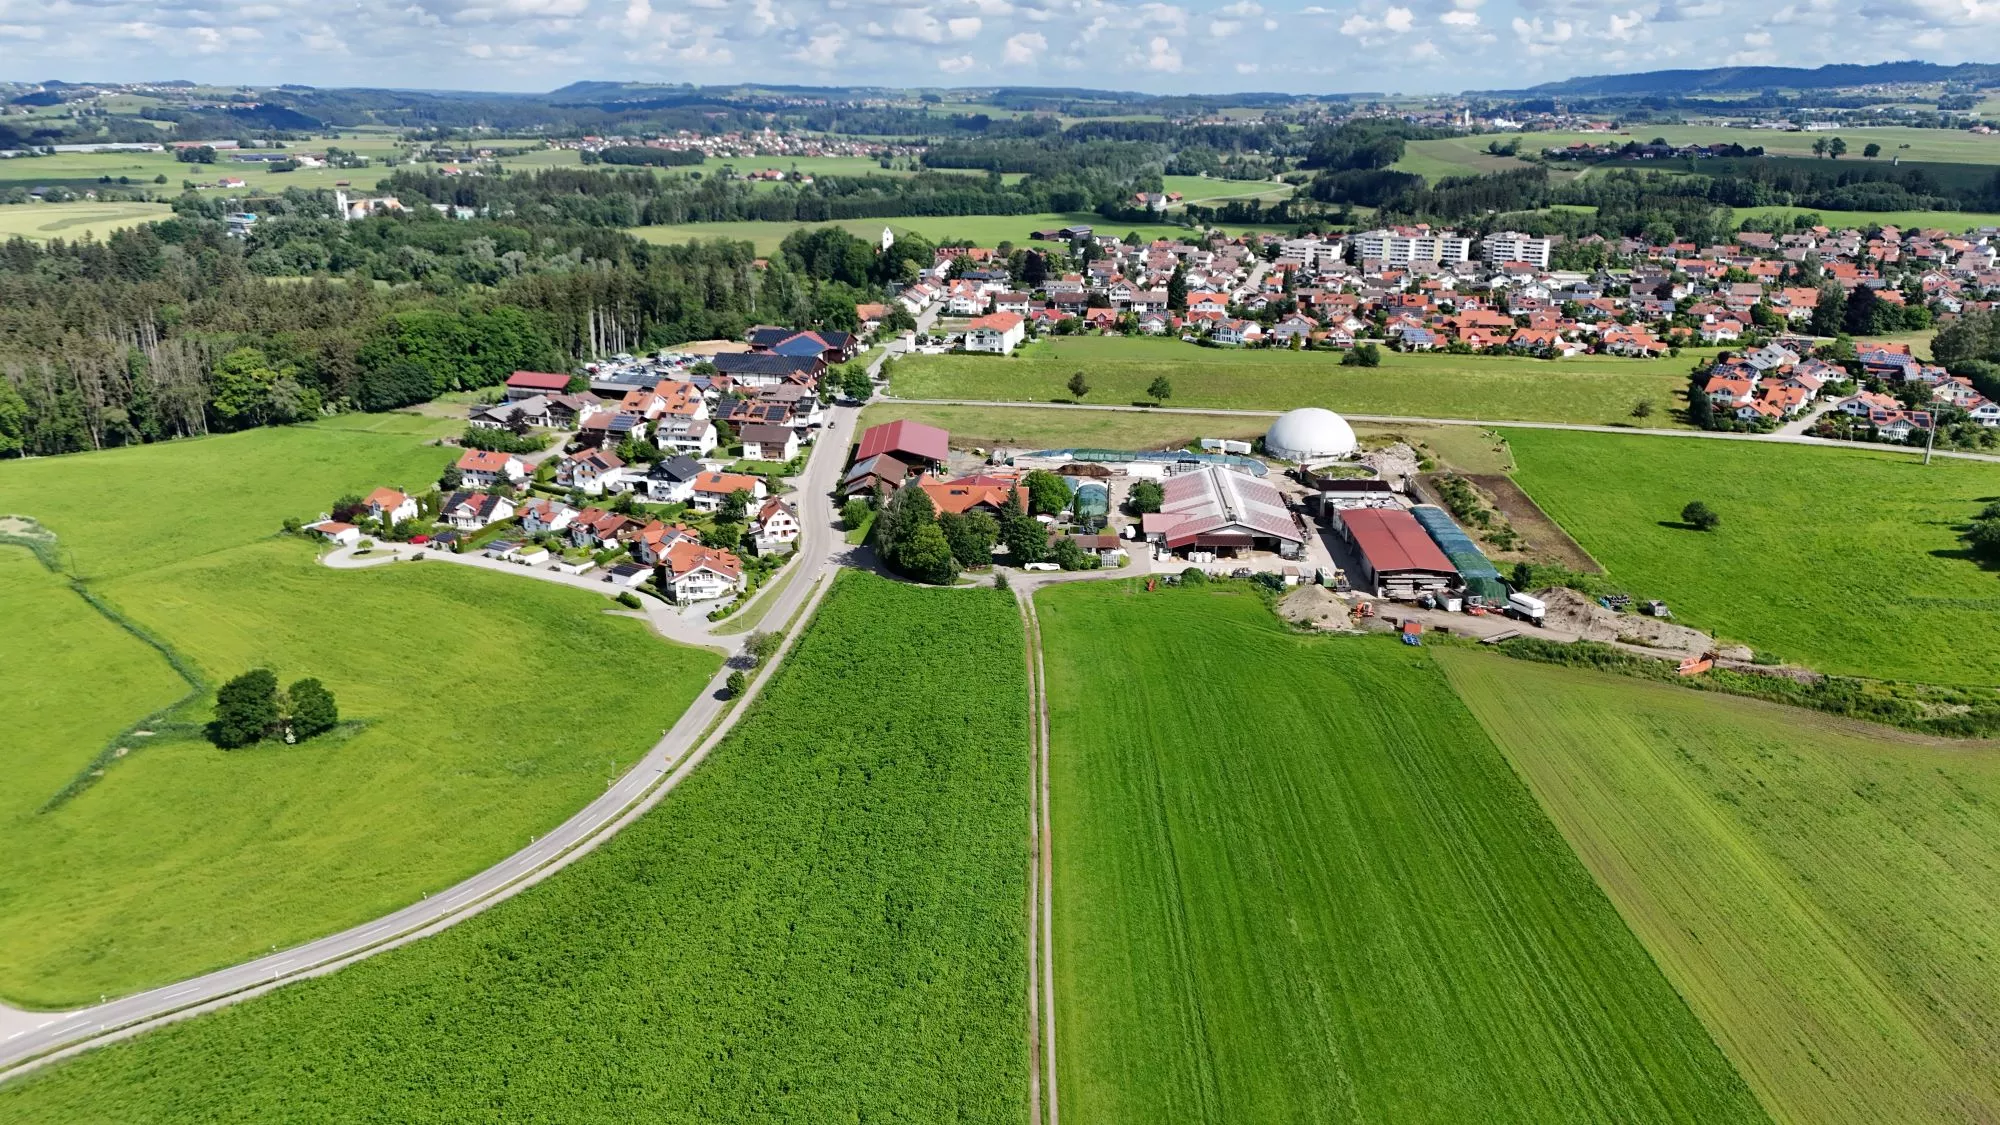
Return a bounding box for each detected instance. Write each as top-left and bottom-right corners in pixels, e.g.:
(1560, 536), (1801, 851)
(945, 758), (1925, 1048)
(1213, 318), (1265, 346)
(517, 498), (577, 534)
(456, 450), (527, 488)
(658, 540), (746, 603)
(557, 449), (626, 495)
(654, 415), (718, 457)
(631, 520), (702, 565)
(739, 422), (800, 463)
(306, 520), (362, 548)
(691, 471), (767, 513)
(363, 487), (419, 526)
(439, 491), (516, 531)
(569, 507), (639, 549)
(751, 498), (802, 554)
(643, 455), (704, 504)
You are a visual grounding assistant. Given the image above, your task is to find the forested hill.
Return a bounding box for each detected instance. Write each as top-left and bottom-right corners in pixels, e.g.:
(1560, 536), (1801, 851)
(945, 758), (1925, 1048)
(1489, 60), (2000, 97)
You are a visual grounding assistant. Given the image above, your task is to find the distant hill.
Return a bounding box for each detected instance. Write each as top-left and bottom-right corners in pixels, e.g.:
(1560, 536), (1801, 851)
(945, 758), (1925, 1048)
(1487, 60), (2000, 97)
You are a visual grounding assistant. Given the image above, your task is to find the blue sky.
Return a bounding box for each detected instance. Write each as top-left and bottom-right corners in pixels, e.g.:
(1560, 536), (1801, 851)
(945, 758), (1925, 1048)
(0, 0), (1991, 95)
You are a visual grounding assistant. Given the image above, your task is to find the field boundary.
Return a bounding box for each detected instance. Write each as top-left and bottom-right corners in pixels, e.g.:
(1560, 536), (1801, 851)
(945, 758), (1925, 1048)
(1018, 586), (1060, 1125)
(2, 518), (209, 812)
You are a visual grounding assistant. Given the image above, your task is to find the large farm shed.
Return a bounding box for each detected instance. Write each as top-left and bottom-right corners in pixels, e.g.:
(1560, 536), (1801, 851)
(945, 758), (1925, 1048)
(855, 420), (949, 469)
(1332, 507), (1459, 599)
(1142, 466), (1305, 558)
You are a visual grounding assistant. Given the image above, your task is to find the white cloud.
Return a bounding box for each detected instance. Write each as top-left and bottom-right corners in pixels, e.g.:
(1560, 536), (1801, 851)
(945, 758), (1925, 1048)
(1409, 36), (1439, 56)
(1210, 18), (1241, 34)
(1607, 8), (1644, 38)
(1218, 0), (1262, 14)
(1742, 28), (1772, 44)
(1139, 33), (1181, 70)
(1382, 5), (1413, 31)
(1235, 60), (1259, 72)
(1002, 29), (1044, 62)
(1440, 9), (1478, 25)
(937, 52), (975, 71)
(1511, 13), (1575, 54)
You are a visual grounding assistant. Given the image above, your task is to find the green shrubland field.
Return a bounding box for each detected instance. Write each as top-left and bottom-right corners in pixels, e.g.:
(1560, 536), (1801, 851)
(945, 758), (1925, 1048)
(1505, 429), (2000, 683)
(1037, 582), (1767, 1125)
(891, 336), (1701, 426)
(1441, 651), (2000, 1125)
(0, 573), (1032, 1124)
(0, 412), (720, 1004)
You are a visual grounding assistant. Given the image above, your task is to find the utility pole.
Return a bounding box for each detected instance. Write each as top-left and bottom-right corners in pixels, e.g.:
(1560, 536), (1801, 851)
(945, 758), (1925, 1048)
(1924, 416), (1935, 466)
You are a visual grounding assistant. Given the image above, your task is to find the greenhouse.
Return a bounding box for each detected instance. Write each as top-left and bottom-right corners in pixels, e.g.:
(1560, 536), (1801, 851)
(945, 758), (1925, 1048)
(1409, 505), (1508, 601)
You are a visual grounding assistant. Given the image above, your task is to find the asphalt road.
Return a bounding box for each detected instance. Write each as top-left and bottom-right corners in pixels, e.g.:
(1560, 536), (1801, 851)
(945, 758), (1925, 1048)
(0, 401), (862, 1081)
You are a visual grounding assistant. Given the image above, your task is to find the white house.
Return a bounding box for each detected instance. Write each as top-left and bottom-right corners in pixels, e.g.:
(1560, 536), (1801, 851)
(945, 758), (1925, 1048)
(517, 498), (577, 534)
(752, 498), (802, 554)
(439, 491), (516, 531)
(643, 456), (704, 503)
(965, 312), (1026, 355)
(363, 488), (419, 526)
(455, 450), (527, 488)
(660, 540), (746, 603)
(557, 449), (626, 496)
(654, 416), (718, 457)
(690, 471), (767, 512)
(306, 520), (362, 548)
(738, 422), (801, 463)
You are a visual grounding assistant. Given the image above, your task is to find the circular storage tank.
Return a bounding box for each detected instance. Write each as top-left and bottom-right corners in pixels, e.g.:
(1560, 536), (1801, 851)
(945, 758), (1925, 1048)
(1264, 407), (1358, 462)
(1072, 481), (1110, 526)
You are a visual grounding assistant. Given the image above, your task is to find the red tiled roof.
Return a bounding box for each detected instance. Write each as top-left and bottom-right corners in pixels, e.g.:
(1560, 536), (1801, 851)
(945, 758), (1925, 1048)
(506, 370), (571, 391)
(856, 420), (949, 464)
(1341, 509), (1456, 575)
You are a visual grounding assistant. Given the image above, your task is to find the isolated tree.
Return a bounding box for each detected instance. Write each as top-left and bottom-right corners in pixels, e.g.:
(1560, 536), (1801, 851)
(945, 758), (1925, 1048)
(1681, 500), (1721, 531)
(841, 364), (874, 401)
(1146, 375), (1173, 405)
(1827, 136), (1848, 159)
(211, 669), (281, 749)
(720, 488), (752, 523)
(1812, 137), (1829, 158)
(1964, 503), (2000, 562)
(725, 670), (748, 697)
(1067, 371), (1090, 399)
(1863, 142), (1882, 159)
(1128, 478), (1165, 514)
(285, 678), (339, 740)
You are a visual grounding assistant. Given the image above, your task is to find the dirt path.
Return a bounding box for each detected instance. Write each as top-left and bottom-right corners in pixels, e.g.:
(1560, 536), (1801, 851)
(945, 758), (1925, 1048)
(1466, 474), (1603, 573)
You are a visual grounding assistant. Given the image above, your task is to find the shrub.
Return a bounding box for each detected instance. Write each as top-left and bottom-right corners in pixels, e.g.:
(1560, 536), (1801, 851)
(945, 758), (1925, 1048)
(1681, 501), (1721, 531)
(725, 670), (748, 697)
(616, 591), (642, 609)
(1180, 567), (1208, 585)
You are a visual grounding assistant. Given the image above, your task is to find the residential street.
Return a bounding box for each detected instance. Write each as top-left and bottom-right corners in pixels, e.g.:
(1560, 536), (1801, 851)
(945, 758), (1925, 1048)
(0, 401), (861, 1081)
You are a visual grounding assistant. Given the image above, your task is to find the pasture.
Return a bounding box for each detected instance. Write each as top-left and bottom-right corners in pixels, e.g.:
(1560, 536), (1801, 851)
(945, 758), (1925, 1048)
(1039, 583), (1767, 1125)
(890, 335), (1702, 425)
(1730, 205), (2000, 234)
(1504, 428), (2000, 684)
(1441, 651), (2000, 1125)
(857, 401), (1268, 450)
(630, 211), (1288, 255)
(1526, 124), (2000, 166)
(1161, 173), (1296, 205)
(0, 201), (174, 242)
(0, 416), (719, 1004)
(0, 573), (1032, 1124)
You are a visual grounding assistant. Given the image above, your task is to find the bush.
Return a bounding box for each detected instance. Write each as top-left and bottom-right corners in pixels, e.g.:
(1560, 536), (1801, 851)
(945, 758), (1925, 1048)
(1128, 479), (1164, 515)
(1180, 567), (1208, 585)
(459, 425), (550, 455)
(841, 497), (873, 530)
(1681, 501), (1721, 531)
(725, 670), (748, 697)
(616, 591), (642, 609)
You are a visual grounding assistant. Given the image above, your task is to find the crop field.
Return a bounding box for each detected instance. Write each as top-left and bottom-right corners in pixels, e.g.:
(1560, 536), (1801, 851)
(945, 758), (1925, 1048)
(0, 573), (1032, 1124)
(629, 211), (1289, 255)
(1160, 174), (1296, 204)
(891, 335), (1703, 425)
(0, 417), (719, 1004)
(1504, 428), (2000, 684)
(1039, 582), (1766, 1125)
(1441, 651), (2000, 1125)
(0, 201), (174, 241)
(1393, 136), (1586, 183)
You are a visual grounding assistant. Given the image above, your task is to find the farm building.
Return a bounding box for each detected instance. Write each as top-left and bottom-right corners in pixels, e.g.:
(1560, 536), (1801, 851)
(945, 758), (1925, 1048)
(1332, 508), (1459, 599)
(1142, 466), (1304, 559)
(1408, 505), (1508, 601)
(855, 420), (950, 469)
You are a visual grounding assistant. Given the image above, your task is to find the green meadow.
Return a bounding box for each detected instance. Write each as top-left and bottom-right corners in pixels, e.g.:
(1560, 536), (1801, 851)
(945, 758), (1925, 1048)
(630, 212), (1288, 255)
(0, 573), (1031, 1124)
(1505, 428), (2000, 683)
(1039, 583), (1766, 1125)
(0, 201), (174, 242)
(0, 413), (719, 1004)
(892, 335), (1703, 425)
(1442, 651), (2000, 1125)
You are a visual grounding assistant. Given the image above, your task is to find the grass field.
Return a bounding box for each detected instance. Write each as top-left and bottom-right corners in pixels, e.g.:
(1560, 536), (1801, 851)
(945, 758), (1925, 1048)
(1505, 429), (2000, 683)
(1040, 582), (1767, 1125)
(0, 573), (1032, 1124)
(891, 336), (1702, 425)
(858, 401), (1269, 449)
(1526, 125), (2000, 166)
(0, 201), (174, 242)
(1394, 136), (1584, 182)
(1161, 173), (1296, 205)
(630, 211), (1289, 255)
(1729, 204), (2000, 233)
(0, 415), (720, 1004)
(1441, 651), (2000, 1125)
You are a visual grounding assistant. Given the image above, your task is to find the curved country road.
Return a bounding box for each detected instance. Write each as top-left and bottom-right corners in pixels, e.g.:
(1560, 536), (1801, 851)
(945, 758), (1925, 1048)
(0, 403), (861, 1081)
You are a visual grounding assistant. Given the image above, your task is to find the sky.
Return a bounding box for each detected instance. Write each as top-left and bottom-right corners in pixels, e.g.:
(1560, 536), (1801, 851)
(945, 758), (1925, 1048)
(0, 0), (1993, 96)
